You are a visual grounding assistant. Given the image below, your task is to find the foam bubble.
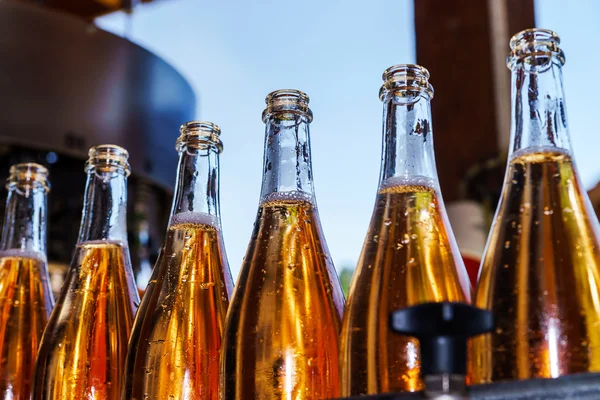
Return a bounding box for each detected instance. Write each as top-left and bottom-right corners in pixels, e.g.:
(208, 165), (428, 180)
(0, 249), (47, 263)
(80, 239), (127, 247)
(170, 212), (220, 229)
(380, 175), (436, 190)
(260, 191), (315, 205)
(511, 146), (570, 159)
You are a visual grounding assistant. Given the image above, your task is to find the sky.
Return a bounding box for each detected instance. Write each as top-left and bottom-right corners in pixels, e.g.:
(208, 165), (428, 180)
(97, 0), (600, 279)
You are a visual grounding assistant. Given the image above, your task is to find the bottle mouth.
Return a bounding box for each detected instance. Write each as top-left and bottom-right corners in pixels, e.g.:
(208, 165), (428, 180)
(507, 28), (565, 69)
(85, 144), (131, 176)
(262, 89), (313, 122)
(379, 64), (434, 100)
(6, 162), (50, 192)
(177, 120), (223, 152)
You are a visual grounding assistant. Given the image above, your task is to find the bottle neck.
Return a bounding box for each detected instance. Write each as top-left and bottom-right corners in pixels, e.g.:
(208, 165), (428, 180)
(260, 113), (316, 202)
(379, 91), (439, 188)
(509, 60), (570, 156)
(1, 185), (46, 255)
(78, 168), (128, 244)
(169, 144), (221, 225)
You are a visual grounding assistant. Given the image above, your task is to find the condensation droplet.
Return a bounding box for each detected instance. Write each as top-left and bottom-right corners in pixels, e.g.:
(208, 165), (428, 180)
(402, 234), (410, 244)
(199, 282), (215, 290)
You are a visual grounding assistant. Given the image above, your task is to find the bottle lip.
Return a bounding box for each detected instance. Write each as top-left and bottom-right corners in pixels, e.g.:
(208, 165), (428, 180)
(507, 28), (565, 69)
(6, 162), (50, 192)
(177, 120), (223, 153)
(379, 64), (434, 100)
(85, 144), (131, 176)
(262, 89), (313, 123)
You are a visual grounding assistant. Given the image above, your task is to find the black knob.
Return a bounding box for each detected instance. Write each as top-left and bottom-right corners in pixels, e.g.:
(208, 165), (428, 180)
(390, 302), (493, 376)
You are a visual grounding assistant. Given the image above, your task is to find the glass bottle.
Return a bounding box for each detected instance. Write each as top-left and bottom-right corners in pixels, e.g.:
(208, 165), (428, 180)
(220, 90), (345, 399)
(470, 28), (600, 383)
(0, 163), (54, 399)
(340, 64), (472, 396)
(124, 121), (233, 399)
(33, 145), (139, 399)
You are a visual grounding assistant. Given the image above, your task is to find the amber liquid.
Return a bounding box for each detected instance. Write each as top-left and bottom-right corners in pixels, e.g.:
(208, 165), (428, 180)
(33, 241), (139, 400)
(124, 213), (233, 400)
(340, 179), (471, 395)
(0, 251), (53, 399)
(221, 193), (344, 400)
(471, 149), (600, 383)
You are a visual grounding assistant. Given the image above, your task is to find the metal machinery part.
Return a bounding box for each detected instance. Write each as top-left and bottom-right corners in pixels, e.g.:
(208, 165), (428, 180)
(0, 0), (195, 295)
(16, 0), (169, 20)
(341, 373), (600, 400)
(340, 302), (600, 400)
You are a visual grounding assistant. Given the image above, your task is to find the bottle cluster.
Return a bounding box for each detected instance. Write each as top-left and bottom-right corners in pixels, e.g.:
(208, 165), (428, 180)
(0, 28), (597, 399)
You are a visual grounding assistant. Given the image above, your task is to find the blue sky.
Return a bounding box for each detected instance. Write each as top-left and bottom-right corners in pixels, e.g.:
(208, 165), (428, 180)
(97, 0), (600, 279)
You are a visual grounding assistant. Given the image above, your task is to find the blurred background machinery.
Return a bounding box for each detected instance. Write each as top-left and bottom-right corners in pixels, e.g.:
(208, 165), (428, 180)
(0, 0), (194, 295)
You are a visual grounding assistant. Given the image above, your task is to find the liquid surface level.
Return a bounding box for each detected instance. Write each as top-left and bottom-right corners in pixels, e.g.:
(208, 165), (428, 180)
(341, 180), (471, 395)
(472, 150), (600, 383)
(221, 193), (344, 400)
(33, 241), (139, 400)
(125, 213), (232, 400)
(0, 251), (53, 399)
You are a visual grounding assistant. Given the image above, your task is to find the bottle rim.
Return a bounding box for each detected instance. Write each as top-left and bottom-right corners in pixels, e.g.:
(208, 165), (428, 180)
(6, 162), (50, 192)
(379, 64), (434, 100)
(85, 144), (131, 176)
(507, 28), (565, 69)
(177, 120), (223, 153)
(262, 89), (313, 123)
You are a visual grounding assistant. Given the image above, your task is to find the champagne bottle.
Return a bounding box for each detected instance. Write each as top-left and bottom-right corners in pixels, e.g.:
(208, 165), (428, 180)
(0, 163), (53, 399)
(340, 64), (471, 395)
(33, 145), (139, 399)
(124, 122), (233, 399)
(471, 28), (600, 383)
(220, 90), (345, 399)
